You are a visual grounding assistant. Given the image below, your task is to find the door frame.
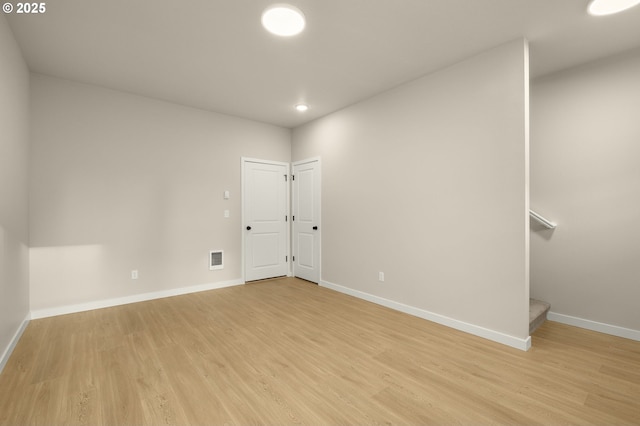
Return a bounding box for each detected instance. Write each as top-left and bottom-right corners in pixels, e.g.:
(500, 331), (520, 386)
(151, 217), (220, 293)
(292, 157), (321, 283)
(241, 157), (291, 282)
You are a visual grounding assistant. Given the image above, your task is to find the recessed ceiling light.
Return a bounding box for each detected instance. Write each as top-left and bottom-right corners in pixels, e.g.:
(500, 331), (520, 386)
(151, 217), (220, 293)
(587, 0), (640, 15)
(261, 4), (306, 36)
(295, 104), (309, 112)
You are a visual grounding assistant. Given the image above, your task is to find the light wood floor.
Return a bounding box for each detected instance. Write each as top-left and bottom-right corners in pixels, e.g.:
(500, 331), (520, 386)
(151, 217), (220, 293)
(1, 277), (639, 425)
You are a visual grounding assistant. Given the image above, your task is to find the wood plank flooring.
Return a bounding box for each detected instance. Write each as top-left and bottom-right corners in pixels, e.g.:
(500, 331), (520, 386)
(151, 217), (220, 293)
(1, 277), (639, 425)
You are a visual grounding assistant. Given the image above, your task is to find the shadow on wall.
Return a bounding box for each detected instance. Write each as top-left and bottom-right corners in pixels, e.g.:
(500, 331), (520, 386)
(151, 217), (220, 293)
(530, 219), (556, 240)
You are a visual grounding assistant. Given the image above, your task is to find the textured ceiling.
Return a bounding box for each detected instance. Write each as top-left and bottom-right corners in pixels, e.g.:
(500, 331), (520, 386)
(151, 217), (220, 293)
(7, 0), (640, 128)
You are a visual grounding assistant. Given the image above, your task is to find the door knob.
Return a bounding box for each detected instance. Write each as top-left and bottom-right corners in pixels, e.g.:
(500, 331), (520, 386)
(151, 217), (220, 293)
(246, 226), (252, 230)
(313, 226), (318, 230)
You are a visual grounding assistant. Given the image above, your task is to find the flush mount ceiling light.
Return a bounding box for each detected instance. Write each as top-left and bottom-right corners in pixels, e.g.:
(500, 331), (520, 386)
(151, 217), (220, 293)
(295, 104), (309, 112)
(588, 0), (640, 15)
(261, 4), (306, 36)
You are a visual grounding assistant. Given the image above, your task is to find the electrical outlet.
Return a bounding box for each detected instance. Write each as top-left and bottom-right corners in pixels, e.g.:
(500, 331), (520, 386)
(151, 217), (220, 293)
(378, 272), (385, 282)
(131, 270), (139, 280)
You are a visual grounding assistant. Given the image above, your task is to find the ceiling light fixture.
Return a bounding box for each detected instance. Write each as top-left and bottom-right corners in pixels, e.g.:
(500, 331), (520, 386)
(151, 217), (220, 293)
(261, 4), (306, 36)
(295, 104), (309, 112)
(587, 0), (640, 15)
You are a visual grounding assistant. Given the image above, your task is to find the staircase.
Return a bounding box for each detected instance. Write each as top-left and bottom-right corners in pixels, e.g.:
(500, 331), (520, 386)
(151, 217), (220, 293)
(529, 299), (551, 334)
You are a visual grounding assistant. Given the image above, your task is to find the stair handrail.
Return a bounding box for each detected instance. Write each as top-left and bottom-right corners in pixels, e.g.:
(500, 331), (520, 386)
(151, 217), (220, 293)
(530, 210), (556, 229)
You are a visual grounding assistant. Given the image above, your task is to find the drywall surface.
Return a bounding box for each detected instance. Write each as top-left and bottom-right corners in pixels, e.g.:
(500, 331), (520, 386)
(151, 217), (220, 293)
(29, 74), (290, 311)
(292, 40), (530, 340)
(0, 15), (30, 366)
(531, 48), (640, 331)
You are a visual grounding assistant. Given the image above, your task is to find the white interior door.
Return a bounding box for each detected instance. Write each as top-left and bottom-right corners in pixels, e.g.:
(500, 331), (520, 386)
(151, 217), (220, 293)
(292, 159), (321, 283)
(243, 159), (289, 282)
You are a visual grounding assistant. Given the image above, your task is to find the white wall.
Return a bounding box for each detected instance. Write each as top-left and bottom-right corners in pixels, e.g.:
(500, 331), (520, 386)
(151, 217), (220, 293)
(292, 40), (530, 345)
(0, 15), (30, 368)
(29, 74), (290, 313)
(531, 48), (640, 333)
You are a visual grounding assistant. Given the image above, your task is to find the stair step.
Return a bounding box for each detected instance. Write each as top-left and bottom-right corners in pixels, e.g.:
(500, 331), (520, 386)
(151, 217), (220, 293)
(529, 299), (551, 334)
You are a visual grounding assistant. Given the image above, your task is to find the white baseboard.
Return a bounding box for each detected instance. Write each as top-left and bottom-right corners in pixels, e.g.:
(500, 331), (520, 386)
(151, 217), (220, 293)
(30, 278), (244, 320)
(0, 313), (30, 374)
(320, 280), (531, 351)
(548, 312), (640, 342)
